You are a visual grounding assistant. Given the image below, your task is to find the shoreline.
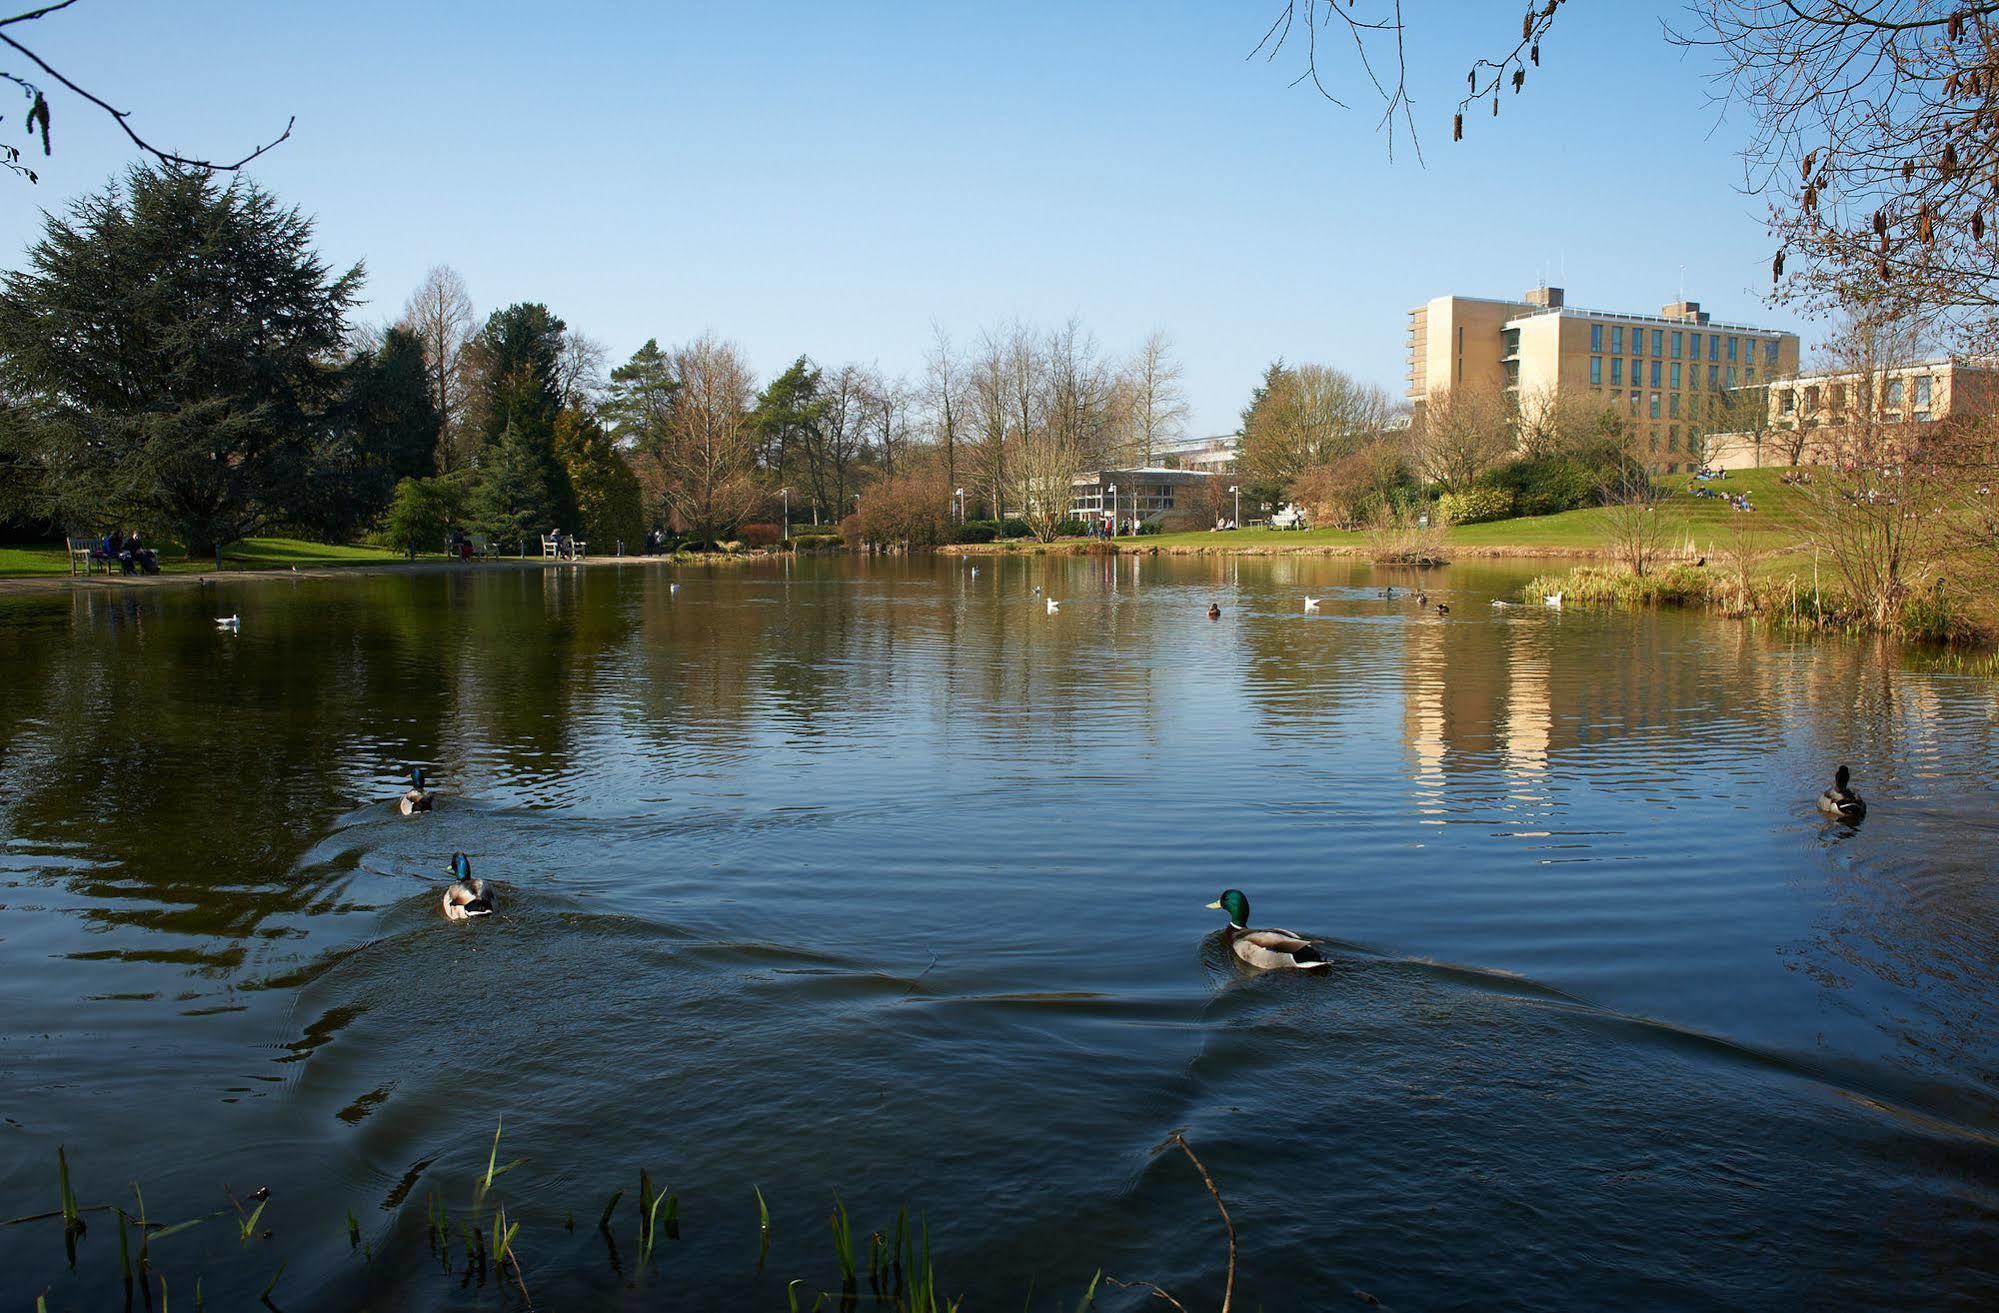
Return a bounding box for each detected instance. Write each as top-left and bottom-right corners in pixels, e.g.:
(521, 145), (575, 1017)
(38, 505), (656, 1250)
(939, 540), (1623, 560)
(0, 554), (701, 596)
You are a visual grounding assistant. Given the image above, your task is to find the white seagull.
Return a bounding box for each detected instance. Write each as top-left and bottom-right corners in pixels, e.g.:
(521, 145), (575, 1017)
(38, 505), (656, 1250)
(1303, 597), (1321, 612)
(1046, 598), (1061, 614)
(215, 614), (240, 630)
(1544, 592), (1564, 610)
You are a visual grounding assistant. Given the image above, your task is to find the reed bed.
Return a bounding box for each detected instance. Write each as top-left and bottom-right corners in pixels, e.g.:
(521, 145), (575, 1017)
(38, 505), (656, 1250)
(12, 1124), (1259, 1310)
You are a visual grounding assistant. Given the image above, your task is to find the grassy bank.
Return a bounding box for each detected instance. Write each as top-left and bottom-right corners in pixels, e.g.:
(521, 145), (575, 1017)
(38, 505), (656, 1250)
(1524, 562), (1991, 645)
(0, 537), (425, 579)
(946, 469), (1819, 560)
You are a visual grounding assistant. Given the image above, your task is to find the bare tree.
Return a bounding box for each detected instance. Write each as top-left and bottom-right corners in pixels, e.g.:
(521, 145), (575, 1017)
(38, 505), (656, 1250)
(642, 334), (760, 546)
(1796, 301), (1967, 627)
(965, 326), (1014, 523)
(860, 366), (910, 479)
(1, 0), (292, 185)
(1598, 465), (1674, 578)
(1673, 4), (1999, 348)
(1515, 386), (1629, 462)
(398, 265), (476, 472)
(1241, 362), (1396, 496)
(1121, 329), (1190, 466)
(1411, 383), (1513, 491)
(923, 323), (966, 494)
(557, 330), (609, 411)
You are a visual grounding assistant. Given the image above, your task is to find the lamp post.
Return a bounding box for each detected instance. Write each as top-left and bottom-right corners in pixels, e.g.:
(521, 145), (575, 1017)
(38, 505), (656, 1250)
(954, 488), (964, 523)
(780, 487), (790, 541)
(1107, 482), (1118, 537)
(1228, 484), (1239, 529)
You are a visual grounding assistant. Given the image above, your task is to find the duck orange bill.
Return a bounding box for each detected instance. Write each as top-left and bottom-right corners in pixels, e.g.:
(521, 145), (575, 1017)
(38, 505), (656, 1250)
(1205, 900), (1223, 909)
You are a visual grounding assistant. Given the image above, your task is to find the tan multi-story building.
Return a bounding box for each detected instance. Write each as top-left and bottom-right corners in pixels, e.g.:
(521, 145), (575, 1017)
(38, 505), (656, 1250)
(1711, 356), (1999, 467)
(1407, 286), (1801, 473)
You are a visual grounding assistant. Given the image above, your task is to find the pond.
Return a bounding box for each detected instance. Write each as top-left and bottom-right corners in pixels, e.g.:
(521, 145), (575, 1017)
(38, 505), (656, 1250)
(3, 555), (1997, 1310)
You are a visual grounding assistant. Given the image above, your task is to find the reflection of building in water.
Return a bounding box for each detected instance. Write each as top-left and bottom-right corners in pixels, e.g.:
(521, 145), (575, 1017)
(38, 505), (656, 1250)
(1503, 623), (1552, 779)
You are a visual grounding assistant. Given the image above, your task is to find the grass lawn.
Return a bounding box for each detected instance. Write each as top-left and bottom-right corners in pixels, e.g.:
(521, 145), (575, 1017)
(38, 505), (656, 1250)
(0, 537), (427, 578)
(1136, 467), (1816, 556)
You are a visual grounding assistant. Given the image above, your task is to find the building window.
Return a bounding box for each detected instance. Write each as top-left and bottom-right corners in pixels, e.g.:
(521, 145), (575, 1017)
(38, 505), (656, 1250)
(1727, 336), (1738, 362)
(1688, 332), (1701, 360)
(1670, 362), (1682, 389)
(1668, 427), (1679, 452)
(1764, 339), (1779, 364)
(1630, 390), (1640, 415)
(1671, 331), (1683, 359)
(1651, 329), (1663, 356)
(1634, 328), (1645, 357)
(1650, 393), (1661, 419)
(1650, 360), (1662, 387)
(1612, 326), (1624, 354)
(1709, 336), (1721, 362)
(1779, 389), (1795, 414)
(1804, 385), (1819, 412)
(1590, 356), (1602, 385)
(1668, 462), (1679, 475)
(1746, 366), (1755, 384)
(1611, 358), (1623, 385)
(1709, 364), (1720, 388)
(1916, 374), (1933, 409)
(1885, 377), (1904, 409)
(1649, 433), (1659, 453)
(1590, 323), (1603, 352)
(1669, 393), (1681, 418)
(1725, 367), (1736, 389)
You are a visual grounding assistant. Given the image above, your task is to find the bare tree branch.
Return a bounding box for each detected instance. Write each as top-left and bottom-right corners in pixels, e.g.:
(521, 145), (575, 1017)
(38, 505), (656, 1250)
(1, 0), (291, 183)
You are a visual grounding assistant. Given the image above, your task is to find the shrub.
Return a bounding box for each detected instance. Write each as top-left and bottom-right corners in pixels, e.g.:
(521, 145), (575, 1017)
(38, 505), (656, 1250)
(853, 476), (954, 548)
(739, 521), (781, 548)
(1437, 487), (1515, 524)
(791, 532), (844, 552)
(953, 522), (997, 544)
(1053, 518), (1090, 538)
(1481, 450), (1635, 517)
(1134, 521), (1161, 535)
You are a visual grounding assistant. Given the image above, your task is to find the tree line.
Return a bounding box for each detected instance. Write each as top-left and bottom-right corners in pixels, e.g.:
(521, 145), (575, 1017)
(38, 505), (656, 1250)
(0, 166), (1208, 557)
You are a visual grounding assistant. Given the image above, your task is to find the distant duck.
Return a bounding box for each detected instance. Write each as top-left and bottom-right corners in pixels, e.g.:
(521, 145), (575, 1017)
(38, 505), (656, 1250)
(1436, 603), (1451, 616)
(1207, 603), (1221, 620)
(1206, 889), (1328, 971)
(1416, 590), (1429, 607)
(1817, 764), (1866, 822)
(1303, 597), (1321, 612)
(1033, 586), (1042, 595)
(1491, 598), (1513, 609)
(1046, 598), (1061, 614)
(441, 853), (494, 921)
(399, 767), (434, 816)
(669, 582), (681, 594)
(215, 614), (240, 630)
(1544, 592), (1564, 610)
(970, 567), (979, 577)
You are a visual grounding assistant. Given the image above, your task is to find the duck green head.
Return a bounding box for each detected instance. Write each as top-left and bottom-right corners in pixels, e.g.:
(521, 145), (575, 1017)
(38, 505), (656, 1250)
(451, 852), (471, 881)
(411, 767), (426, 790)
(1205, 889), (1249, 929)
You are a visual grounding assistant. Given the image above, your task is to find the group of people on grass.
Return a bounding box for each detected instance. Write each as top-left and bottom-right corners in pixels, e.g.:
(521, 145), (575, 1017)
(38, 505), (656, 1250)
(98, 529), (159, 575)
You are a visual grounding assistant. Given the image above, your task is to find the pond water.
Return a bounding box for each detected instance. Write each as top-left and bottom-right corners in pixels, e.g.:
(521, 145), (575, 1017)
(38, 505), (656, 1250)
(3, 555), (1998, 1310)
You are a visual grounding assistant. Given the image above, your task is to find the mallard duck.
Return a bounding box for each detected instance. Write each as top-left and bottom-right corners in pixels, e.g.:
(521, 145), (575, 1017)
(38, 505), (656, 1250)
(1206, 889), (1328, 971)
(1817, 764), (1866, 822)
(1207, 603), (1221, 620)
(441, 853), (494, 920)
(399, 767), (434, 816)
(1435, 603), (1450, 616)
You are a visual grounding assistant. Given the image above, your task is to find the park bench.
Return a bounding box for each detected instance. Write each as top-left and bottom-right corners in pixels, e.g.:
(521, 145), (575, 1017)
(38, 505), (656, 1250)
(66, 536), (115, 576)
(540, 534), (586, 560)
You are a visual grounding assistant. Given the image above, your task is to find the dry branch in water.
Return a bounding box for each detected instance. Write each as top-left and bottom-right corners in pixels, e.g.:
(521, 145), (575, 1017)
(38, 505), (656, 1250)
(1108, 1132), (1236, 1313)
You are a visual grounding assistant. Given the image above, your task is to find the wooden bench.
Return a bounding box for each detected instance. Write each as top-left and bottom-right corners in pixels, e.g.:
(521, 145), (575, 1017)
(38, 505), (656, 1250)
(541, 534), (560, 559)
(540, 534), (585, 560)
(66, 537), (115, 576)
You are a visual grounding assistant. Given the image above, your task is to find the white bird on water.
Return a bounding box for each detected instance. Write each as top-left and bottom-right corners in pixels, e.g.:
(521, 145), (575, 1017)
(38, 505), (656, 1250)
(669, 582), (681, 594)
(1544, 592), (1564, 610)
(1046, 598), (1061, 614)
(970, 567), (979, 577)
(1303, 597), (1321, 612)
(215, 614), (240, 630)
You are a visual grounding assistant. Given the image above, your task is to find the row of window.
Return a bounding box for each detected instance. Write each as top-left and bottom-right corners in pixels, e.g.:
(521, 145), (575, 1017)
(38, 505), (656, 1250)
(1587, 322), (1780, 365)
(1589, 358), (1754, 390)
(1595, 390), (1743, 420)
(1776, 374), (1935, 415)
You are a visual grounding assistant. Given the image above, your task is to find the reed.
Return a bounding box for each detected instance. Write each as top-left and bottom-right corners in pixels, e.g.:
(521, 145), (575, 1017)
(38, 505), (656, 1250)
(347, 1206), (360, 1249)
(755, 1184), (772, 1272)
(830, 1192), (857, 1288)
(481, 1117), (524, 1193)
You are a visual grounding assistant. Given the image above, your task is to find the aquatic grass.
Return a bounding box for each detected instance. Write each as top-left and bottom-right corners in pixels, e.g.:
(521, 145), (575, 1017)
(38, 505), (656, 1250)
(636, 1168), (677, 1264)
(1075, 1270), (1101, 1311)
(228, 1187), (269, 1245)
(830, 1192), (857, 1289)
(1106, 1134), (1234, 1313)
(260, 1260), (285, 1300)
(347, 1206), (360, 1249)
(56, 1146), (80, 1232)
(755, 1184), (772, 1272)
(480, 1117), (525, 1194)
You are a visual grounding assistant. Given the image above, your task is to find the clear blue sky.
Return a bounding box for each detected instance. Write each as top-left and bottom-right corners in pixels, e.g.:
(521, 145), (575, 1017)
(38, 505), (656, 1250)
(0, 1), (1815, 436)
